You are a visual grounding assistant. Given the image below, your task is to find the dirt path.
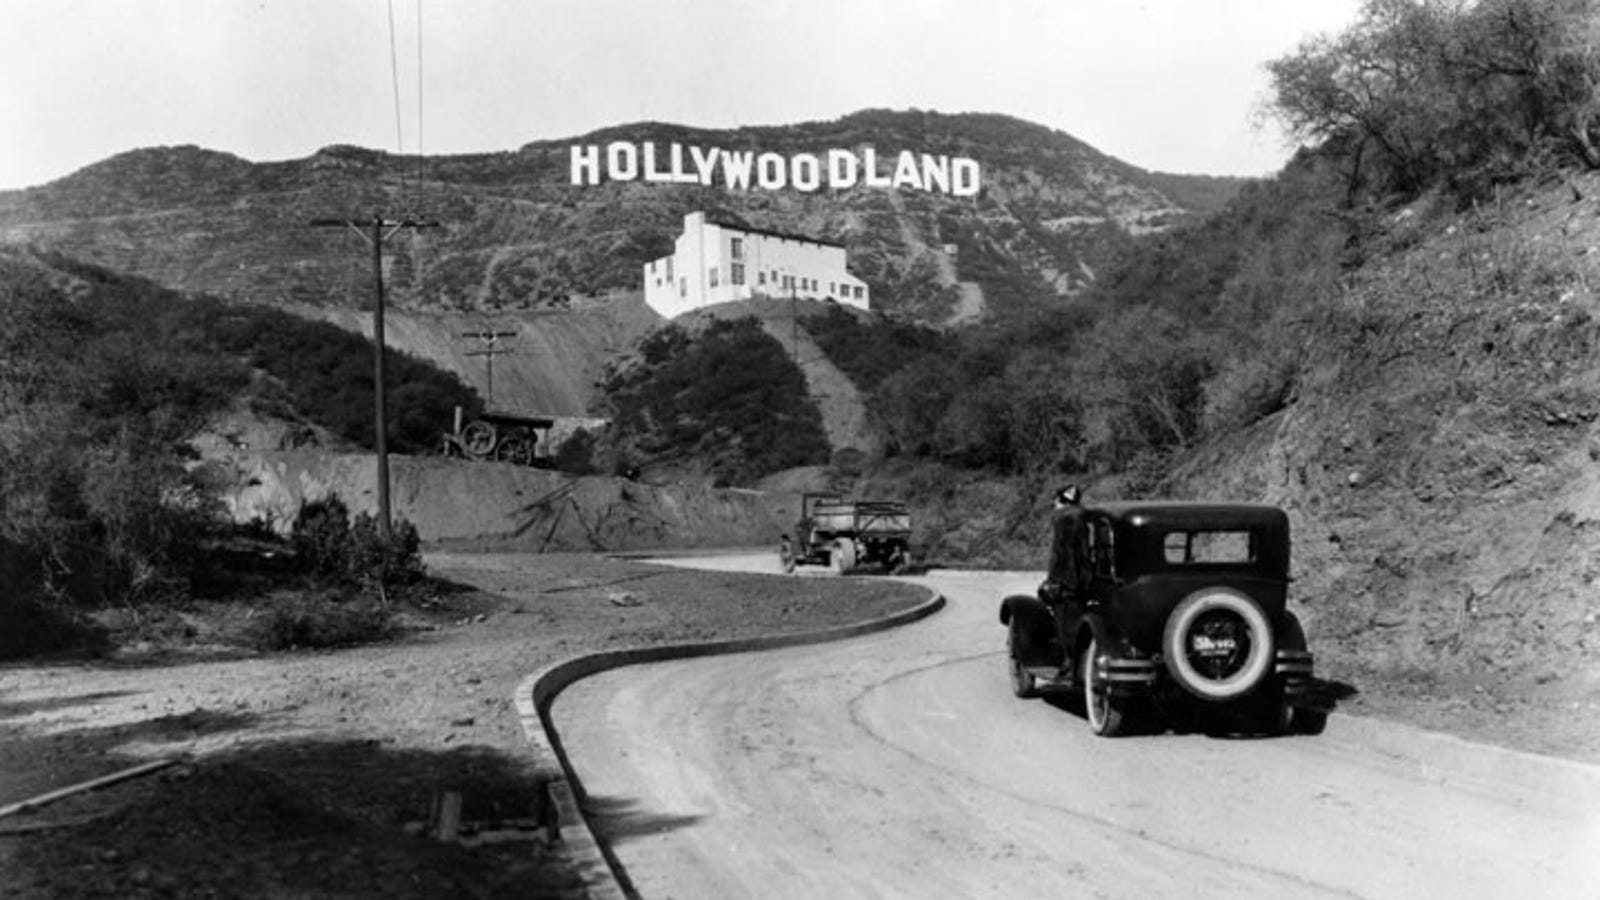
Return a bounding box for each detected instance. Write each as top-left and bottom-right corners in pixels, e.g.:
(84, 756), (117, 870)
(0, 552), (927, 899)
(554, 559), (1600, 899)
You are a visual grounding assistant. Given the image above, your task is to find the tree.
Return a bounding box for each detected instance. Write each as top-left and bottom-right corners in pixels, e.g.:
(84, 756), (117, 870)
(1267, 0), (1600, 198)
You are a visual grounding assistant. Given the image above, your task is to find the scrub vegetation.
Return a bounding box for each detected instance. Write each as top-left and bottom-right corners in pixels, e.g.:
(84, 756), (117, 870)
(0, 253), (475, 656)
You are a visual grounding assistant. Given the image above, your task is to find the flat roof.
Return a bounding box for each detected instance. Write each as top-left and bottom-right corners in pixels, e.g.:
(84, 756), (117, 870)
(702, 216), (845, 250)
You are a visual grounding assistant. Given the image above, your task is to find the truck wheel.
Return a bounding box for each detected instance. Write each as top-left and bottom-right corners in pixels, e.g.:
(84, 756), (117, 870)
(779, 540), (797, 573)
(831, 538), (857, 575)
(1082, 637), (1130, 737)
(1162, 588), (1274, 702)
(1008, 622), (1038, 699)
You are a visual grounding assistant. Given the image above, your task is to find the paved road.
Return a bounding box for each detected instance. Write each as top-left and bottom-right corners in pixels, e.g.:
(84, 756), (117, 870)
(550, 556), (1600, 899)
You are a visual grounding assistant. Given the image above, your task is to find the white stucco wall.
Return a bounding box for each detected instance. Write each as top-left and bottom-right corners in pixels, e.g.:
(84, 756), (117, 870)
(644, 212), (869, 319)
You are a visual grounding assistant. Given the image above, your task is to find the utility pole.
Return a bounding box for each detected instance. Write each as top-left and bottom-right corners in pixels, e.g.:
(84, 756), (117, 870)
(310, 214), (440, 539)
(462, 328), (516, 408)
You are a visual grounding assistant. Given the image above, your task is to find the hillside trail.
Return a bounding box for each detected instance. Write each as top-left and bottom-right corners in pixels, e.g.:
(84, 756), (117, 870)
(757, 314), (879, 458)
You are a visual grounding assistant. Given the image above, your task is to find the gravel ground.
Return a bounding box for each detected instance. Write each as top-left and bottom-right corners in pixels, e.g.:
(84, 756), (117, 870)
(0, 552), (929, 900)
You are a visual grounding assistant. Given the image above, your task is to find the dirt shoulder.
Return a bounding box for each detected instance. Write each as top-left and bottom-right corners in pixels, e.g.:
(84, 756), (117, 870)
(0, 552), (928, 900)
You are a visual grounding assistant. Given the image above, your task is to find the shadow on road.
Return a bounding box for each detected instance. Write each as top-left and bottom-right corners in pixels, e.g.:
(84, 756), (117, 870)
(1033, 676), (1362, 739)
(580, 792), (706, 845)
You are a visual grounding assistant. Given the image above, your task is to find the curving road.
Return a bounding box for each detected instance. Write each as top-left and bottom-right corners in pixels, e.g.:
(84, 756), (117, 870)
(549, 555), (1600, 899)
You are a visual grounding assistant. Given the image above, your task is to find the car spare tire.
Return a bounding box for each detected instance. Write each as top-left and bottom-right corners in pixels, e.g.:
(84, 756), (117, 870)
(1162, 588), (1274, 701)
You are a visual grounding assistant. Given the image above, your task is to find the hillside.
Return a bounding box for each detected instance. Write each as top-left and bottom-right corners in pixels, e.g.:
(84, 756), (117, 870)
(1160, 170), (1600, 751)
(0, 110), (1241, 330)
(290, 294), (660, 418)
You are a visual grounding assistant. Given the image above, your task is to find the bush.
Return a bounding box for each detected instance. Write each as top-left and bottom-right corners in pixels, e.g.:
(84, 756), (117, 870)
(554, 428), (600, 475)
(290, 495), (423, 588)
(602, 317), (830, 484)
(240, 590), (396, 651)
(290, 496), (353, 579)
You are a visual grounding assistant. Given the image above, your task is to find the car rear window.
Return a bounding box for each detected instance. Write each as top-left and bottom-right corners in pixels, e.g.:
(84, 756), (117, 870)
(1162, 530), (1254, 564)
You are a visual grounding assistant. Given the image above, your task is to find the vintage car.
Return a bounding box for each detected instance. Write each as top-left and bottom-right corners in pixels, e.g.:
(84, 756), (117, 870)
(999, 501), (1326, 737)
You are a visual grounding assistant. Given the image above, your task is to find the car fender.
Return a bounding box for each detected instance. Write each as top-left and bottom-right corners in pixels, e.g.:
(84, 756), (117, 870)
(1074, 613), (1124, 661)
(1000, 595), (1059, 665)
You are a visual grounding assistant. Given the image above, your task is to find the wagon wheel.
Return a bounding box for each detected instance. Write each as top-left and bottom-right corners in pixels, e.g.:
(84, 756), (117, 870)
(495, 436), (533, 466)
(461, 420), (497, 458)
(830, 538), (857, 576)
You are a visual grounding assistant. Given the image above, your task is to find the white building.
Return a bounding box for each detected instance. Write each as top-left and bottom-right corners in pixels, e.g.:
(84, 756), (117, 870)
(643, 212), (870, 319)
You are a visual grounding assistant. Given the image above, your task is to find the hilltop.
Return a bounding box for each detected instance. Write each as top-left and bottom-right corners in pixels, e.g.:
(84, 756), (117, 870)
(0, 110), (1240, 328)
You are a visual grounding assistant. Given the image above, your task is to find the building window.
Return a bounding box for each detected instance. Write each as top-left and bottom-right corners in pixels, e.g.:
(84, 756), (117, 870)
(709, 266), (719, 288)
(732, 264), (745, 285)
(680, 278), (687, 297)
(758, 271), (766, 285)
(666, 258), (674, 280)
(731, 237), (744, 260)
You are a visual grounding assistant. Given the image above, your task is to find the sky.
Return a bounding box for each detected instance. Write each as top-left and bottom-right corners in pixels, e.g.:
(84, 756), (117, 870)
(0, 0), (1365, 191)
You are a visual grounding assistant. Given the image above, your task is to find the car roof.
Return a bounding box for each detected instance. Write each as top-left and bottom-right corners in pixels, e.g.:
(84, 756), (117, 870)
(1087, 501), (1288, 531)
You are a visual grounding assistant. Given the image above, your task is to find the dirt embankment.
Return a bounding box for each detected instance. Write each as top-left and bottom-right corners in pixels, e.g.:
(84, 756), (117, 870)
(294, 295), (660, 419)
(215, 449), (792, 553)
(1168, 173), (1600, 754)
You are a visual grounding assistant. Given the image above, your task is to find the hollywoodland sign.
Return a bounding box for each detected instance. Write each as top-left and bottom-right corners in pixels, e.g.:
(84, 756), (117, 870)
(569, 141), (981, 197)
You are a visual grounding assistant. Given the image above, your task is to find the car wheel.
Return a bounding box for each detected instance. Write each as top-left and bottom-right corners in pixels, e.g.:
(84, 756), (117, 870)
(1293, 708), (1329, 735)
(1082, 637), (1129, 737)
(1261, 686), (1294, 736)
(831, 538), (857, 576)
(1162, 588), (1275, 702)
(1008, 622), (1038, 699)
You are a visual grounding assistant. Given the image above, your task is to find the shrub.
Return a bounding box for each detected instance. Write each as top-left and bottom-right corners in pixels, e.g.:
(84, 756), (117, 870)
(554, 428), (600, 474)
(240, 589), (396, 651)
(291, 496), (353, 579)
(602, 317), (830, 484)
(290, 495), (423, 588)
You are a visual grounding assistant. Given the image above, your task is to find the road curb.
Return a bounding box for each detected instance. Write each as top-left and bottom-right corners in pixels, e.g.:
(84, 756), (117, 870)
(514, 590), (947, 900)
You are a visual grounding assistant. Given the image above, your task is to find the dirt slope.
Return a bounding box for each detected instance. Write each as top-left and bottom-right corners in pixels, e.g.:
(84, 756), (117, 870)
(214, 448), (788, 552)
(1168, 172), (1600, 743)
(293, 294), (660, 418)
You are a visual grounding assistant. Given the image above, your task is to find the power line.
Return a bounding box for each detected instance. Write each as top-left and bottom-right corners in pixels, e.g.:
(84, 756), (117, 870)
(386, 0), (405, 156)
(462, 329), (517, 408)
(310, 215), (441, 540)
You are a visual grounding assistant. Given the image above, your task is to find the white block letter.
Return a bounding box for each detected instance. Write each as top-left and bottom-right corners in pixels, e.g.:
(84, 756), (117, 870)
(757, 152), (787, 190)
(892, 151), (923, 190)
(953, 157), (981, 197)
(570, 145), (601, 185)
(606, 141), (639, 181)
(863, 147), (892, 187)
(827, 149), (858, 189)
(791, 153), (821, 192)
(920, 154), (950, 194)
(721, 150), (754, 189)
(643, 143), (672, 182)
(691, 145), (721, 185)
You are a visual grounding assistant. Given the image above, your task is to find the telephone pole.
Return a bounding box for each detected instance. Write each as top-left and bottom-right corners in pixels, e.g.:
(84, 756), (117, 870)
(462, 328), (516, 408)
(310, 214), (440, 539)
